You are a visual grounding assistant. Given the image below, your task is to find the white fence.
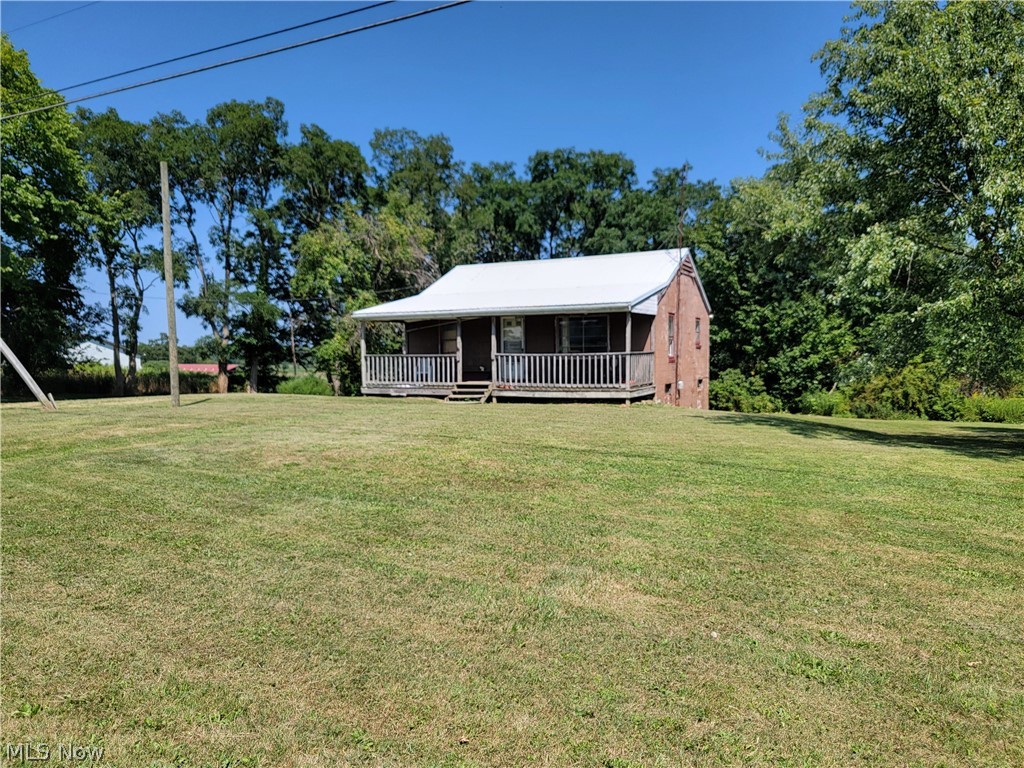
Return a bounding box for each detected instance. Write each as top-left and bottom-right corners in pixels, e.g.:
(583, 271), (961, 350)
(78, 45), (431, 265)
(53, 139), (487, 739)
(494, 352), (655, 389)
(364, 354), (457, 386)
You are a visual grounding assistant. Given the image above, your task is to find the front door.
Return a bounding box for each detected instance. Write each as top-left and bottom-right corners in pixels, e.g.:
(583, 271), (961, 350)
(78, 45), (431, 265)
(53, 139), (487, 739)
(500, 316), (525, 383)
(460, 317), (492, 381)
(501, 316), (525, 353)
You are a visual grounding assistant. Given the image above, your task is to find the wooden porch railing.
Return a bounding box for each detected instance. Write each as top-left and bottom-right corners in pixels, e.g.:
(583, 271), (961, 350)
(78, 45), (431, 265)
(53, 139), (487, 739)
(364, 354), (457, 386)
(495, 352), (655, 389)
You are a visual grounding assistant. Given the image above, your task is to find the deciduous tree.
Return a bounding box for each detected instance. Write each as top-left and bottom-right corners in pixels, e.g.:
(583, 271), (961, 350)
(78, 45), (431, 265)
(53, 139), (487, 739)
(1, 35), (92, 372)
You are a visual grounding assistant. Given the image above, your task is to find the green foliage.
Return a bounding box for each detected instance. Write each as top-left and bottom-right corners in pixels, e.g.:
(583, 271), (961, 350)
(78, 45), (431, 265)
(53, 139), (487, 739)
(693, 1), (1024, 410)
(2, 369), (225, 398)
(276, 375), (332, 396)
(291, 196), (432, 394)
(526, 148), (637, 259)
(370, 128), (462, 271)
(925, 376), (969, 423)
(962, 397), (1024, 425)
(137, 334), (223, 364)
(75, 106), (169, 394)
(844, 361), (964, 421)
(453, 161), (537, 263)
(807, 0), (1024, 389)
(709, 369), (783, 413)
(1, 35), (92, 371)
(155, 98), (291, 391)
(281, 124), (368, 232)
(797, 389), (852, 418)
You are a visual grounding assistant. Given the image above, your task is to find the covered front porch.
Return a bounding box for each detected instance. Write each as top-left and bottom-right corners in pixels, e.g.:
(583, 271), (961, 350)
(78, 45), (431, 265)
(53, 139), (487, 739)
(359, 313), (656, 401)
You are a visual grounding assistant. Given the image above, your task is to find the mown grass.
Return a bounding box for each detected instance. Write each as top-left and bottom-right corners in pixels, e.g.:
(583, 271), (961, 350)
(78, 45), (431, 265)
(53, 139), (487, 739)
(1, 395), (1022, 767)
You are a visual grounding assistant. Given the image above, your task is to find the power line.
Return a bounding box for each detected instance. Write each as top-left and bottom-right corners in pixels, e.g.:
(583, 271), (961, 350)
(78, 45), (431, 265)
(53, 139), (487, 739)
(7, 1), (396, 108)
(0, 1), (472, 122)
(4, 2), (99, 34)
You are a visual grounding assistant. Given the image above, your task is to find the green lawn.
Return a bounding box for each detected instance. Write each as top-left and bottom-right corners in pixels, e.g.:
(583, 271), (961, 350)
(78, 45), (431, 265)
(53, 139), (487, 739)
(2, 396), (1022, 767)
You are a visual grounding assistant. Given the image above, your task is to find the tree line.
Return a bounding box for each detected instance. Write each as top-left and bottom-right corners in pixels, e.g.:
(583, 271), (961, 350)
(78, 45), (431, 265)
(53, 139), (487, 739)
(3, 2), (1022, 411)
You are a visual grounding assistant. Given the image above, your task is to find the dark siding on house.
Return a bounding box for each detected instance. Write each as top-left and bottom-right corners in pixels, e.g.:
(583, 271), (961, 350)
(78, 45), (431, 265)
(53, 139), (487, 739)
(406, 321), (439, 354)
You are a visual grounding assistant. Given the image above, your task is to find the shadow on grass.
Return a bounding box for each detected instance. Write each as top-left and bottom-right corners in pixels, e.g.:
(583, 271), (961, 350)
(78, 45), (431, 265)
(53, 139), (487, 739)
(716, 413), (1024, 461)
(181, 397), (213, 407)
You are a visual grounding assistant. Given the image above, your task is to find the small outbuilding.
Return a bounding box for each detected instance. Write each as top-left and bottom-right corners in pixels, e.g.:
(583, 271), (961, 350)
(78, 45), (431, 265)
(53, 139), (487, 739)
(72, 341), (142, 370)
(352, 248), (711, 407)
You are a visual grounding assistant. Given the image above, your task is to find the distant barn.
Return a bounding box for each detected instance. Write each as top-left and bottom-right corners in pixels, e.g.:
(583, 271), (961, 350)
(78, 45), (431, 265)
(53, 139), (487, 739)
(353, 248), (711, 406)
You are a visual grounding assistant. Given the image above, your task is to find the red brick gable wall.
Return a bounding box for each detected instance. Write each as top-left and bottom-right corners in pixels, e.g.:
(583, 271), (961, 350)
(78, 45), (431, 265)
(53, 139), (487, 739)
(652, 264), (710, 408)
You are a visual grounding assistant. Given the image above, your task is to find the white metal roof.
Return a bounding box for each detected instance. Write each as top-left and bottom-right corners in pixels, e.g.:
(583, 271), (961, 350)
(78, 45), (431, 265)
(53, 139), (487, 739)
(353, 248), (710, 321)
(72, 341), (142, 369)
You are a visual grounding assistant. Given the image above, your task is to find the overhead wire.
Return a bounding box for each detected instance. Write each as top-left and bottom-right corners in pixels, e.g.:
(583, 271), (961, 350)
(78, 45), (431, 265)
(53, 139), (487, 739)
(0, 0), (472, 122)
(5, 0), (396, 107)
(4, 2), (99, 34)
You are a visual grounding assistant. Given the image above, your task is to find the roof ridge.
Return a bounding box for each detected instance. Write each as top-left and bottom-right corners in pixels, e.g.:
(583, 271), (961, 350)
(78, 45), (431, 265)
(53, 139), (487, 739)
(450, 248), (684, 271)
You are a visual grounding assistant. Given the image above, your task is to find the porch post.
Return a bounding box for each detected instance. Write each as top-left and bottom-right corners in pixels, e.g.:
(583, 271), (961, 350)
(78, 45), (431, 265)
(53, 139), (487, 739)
(402, 323), (408, 355)
(456, 318), (463, 383)
(359, 321), (367, 389)
(625, 310), (632, 387)
(490, 316), (497, 383)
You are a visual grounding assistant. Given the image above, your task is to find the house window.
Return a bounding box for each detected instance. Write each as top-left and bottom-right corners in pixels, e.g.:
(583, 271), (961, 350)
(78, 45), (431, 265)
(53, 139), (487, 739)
(557, 315), (609, 353)
(441, 323), (457, 354)
(501, 316), (525, 353)
(667, 313), (676, 360)
(695, 317), (702, 349)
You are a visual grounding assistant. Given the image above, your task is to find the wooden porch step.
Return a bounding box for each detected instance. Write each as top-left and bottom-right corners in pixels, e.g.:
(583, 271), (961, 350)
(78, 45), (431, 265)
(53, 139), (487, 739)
(445, 383), (493, 403)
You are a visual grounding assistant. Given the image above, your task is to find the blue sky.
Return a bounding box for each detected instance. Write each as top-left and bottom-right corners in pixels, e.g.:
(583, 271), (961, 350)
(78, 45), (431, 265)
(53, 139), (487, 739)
(4, 1), (853, 344)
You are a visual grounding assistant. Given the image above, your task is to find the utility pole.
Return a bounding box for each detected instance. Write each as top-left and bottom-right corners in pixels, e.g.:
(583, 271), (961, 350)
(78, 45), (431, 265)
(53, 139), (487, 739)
(0, 337), (57, 411)
(675, 166), (688, 406)
(289, 313), (299, 376)
(677, 165), (688, 251)
(160, 161), (181, 407)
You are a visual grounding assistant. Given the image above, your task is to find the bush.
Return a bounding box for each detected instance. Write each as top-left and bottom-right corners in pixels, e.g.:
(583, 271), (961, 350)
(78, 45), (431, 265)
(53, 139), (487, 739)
(798, 389), (852, 417)
(845, 361), (967, 420)
(276, 375), (333, 396)
(961, 396), (1024, 424)
(710, 369), (783, 413)
(2, 369), (236, 398)
(925, 377), (967, 422)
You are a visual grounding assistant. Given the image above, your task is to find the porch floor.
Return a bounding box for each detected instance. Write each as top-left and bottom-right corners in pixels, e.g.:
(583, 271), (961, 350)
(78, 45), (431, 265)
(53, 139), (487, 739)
(361, 383), (656, 402)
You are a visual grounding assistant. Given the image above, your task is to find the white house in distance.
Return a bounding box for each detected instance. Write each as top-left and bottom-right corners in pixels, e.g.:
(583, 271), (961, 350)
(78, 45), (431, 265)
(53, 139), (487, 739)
(353, 248), (712, 406)
(71, 341), (142, 370)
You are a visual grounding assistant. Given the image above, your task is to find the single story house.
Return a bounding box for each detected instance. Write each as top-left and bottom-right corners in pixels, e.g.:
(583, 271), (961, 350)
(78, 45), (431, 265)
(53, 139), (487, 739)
(72, 341), (142, 370)
(352, 248), (711, 407)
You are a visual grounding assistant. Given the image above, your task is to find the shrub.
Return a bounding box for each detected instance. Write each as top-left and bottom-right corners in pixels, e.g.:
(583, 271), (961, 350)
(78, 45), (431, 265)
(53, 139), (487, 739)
(925, 377), (967, 422)
(961, 396), (1024, 424)
(276, 375), (333, 396)
(798, 389), (852, 417)
(3, 369), (229, 398)
(710, 369), (783, 413)
(846, 361), (966, 421)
